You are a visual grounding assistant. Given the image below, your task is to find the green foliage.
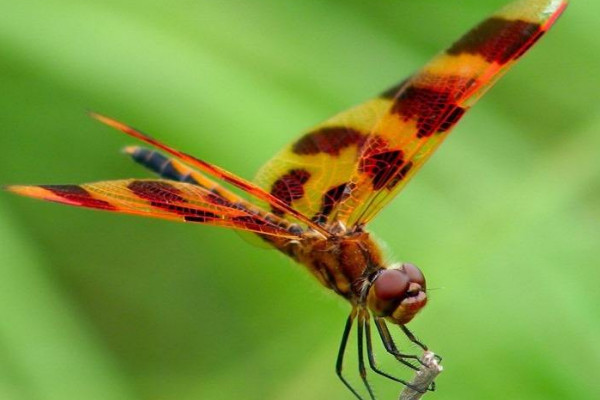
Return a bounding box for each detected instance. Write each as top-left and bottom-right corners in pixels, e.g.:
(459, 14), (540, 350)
(1, 0), (598, 399)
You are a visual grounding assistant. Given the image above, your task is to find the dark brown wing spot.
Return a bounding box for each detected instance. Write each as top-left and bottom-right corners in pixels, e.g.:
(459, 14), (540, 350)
(128, 180), (187, 203)
(312, 182), (353, 224)
(513, 30), (544, 60)
(385, 161), (414, 190)
(270, 169), (311, 215)
(447, 17), (541, 64)
(390, 79), (473, 138)
(292, 127), (365, 156)
(437, 106), (466, 133)
(127, 181), (221, 222)
(183, 211), (220, 223)
(128, 180), (214, 218)
(359, 150), (405, 191)
(41, 185), (116, 210)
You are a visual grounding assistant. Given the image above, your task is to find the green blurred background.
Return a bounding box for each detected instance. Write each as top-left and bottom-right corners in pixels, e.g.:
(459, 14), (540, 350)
(1, 0), (598, 399)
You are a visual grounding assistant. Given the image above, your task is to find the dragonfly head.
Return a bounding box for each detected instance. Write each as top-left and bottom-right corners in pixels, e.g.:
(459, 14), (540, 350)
(366, 263), (427, 325)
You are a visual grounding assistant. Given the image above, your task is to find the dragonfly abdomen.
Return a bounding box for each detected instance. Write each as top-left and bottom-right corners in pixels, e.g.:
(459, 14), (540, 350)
(125, 146), (199, 184)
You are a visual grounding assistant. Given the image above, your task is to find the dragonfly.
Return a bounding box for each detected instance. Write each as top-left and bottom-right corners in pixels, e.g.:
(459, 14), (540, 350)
(6, 0), (567, 398)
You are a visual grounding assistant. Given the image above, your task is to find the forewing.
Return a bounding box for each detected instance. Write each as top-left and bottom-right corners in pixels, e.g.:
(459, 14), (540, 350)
(334, 0), (568, 226)
(254, 94), (390, 226)
(6, 179), (302, 238)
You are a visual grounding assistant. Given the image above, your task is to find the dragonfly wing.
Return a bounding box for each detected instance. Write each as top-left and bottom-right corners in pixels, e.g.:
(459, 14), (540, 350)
(333, 0), (568, 227)
(254, 101), (388, 226)
(6, 179), (303, 238)
(90, 113), (329, 236)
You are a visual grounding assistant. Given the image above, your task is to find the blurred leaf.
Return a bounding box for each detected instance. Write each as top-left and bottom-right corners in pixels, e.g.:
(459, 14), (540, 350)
(0, 203), (137, 400)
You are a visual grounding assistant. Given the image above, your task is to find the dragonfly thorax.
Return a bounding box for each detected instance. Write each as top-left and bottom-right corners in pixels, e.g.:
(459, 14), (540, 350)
(281, 230), (428, 326)
(279, 231), (382, 299)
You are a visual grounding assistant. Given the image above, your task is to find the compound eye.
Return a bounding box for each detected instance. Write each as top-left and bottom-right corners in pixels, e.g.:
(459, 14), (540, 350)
(373, 269), (409, 301)
(402, 263), (426, 288)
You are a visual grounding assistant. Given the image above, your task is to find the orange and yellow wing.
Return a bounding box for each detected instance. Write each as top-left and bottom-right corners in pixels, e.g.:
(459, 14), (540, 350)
(254, 103), (381, 225)
(255, 0), (567, 229)
(6, 179), (303, 238)
(336, 0), (568, 227)
(90, 113), (330, 237)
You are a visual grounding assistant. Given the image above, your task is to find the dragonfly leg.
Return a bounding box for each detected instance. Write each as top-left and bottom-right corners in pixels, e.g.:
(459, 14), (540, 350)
(363, 311), (424, 393)
(357, 310), (375, 399)
(336, 308), (363, 400)
(399, 324), (439, 391)
(374, 317), (423, 369)
(400, 324), (428, 352)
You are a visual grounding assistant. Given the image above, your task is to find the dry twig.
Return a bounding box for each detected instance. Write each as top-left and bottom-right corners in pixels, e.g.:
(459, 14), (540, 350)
(398, 351), (443, 400)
